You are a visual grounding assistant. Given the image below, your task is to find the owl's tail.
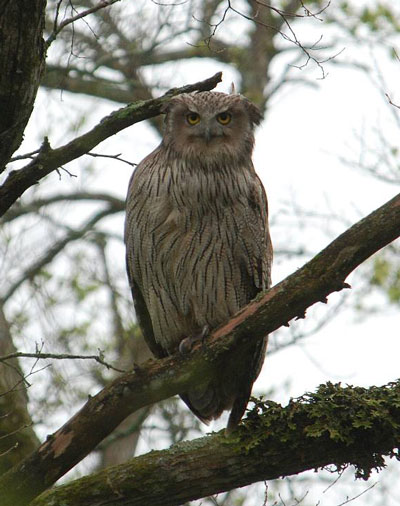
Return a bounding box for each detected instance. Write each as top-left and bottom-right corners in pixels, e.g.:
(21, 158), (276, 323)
(179, 384), (225, 426)
(226, 385), (253, 434)
(180, 335), (268, 433)
(180, 381), (252, 434)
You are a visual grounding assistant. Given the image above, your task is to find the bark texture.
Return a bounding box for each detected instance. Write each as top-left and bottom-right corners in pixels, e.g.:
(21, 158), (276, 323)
(0, 192), (399, 506)
(30, 381), (400, 506)
(0, 0), (46, 172)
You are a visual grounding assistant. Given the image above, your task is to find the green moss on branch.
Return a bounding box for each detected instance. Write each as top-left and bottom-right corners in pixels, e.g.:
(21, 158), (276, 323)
(31, 381), (400, 506)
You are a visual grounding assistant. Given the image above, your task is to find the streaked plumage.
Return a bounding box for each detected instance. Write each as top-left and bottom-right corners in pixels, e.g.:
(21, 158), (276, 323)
(125, 91), (272, 431)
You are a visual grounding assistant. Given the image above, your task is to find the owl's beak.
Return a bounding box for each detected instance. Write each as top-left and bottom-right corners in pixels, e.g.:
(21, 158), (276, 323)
(202, 126), (212, 143)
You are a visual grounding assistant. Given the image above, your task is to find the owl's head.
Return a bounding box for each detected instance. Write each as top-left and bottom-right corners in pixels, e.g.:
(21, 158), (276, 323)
(161, 91), (262, 163)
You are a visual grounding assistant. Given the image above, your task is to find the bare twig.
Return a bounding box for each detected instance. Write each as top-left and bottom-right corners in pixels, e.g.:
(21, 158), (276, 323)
(1, 192), (125, 223)
(46, 0), (122, 48)
(0, 423), (34, 441)
(254, 0), (330, 20)
(0, 351), (126, 374)
(385, 92), (400, 109)
(0, 443), (19, 459)
(200, 0), (337, 78)
(9, 149), (41, 162)
(336, 483), (378, 506)
(87, 151), (137, 167)
(151, 0), (189, 5)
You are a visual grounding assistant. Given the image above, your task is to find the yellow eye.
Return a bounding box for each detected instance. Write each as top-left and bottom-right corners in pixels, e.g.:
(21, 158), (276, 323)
(216, 112), (232, 125)
(186, 112), (200, 125)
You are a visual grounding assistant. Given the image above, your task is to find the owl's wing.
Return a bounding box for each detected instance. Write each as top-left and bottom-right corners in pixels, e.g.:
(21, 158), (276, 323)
(125, 153), (168, 360)
(253, 173), (273, 292)
(129, 275), (167, 359)
(226, 174), (272, 432)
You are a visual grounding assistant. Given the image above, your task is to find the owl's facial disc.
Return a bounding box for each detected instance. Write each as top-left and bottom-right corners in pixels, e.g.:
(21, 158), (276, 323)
(186, 111), (231, 144)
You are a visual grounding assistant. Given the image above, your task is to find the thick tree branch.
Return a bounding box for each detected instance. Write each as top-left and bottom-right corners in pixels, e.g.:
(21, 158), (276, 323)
(0, 72), (222, 218)
(0, 193), (399, 506)
(31, 380), (400, 506)
(41, 65), (137, 104)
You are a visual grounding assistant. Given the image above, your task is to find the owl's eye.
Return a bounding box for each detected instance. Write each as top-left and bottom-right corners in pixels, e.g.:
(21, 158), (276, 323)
(186, 112), (201, 125)
(216, 112), (232, 125)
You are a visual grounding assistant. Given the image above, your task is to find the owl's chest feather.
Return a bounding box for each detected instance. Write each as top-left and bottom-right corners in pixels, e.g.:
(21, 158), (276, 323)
(147, 159), (255, 223)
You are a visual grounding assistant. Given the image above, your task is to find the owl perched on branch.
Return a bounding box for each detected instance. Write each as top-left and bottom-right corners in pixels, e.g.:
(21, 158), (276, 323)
(125, 90), (272, 432)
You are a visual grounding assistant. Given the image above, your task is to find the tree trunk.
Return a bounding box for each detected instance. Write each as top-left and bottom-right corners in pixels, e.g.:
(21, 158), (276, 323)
(0, 0), (47, 172)
(97, 334), (153, 469)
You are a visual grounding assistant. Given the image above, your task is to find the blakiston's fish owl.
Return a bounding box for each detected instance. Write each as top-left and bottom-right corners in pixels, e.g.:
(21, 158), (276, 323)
(125, 91), (272, 432)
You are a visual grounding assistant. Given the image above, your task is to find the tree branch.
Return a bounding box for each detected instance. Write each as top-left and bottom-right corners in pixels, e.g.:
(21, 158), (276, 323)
(0, 192), (399, 505)
(0, 350), (125, 374)
(1, 191), (125, 223)
(0, 72), (223, 218)
(31, 380), (400, 506)
(41, 66), (138, 104)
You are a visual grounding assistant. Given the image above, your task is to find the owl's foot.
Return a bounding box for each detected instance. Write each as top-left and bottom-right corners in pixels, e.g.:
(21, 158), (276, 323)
(179, 325), (210, 355)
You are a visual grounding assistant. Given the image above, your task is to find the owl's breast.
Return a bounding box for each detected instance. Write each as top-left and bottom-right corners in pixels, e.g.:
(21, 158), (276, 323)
(128, 157), (267, 352)
(163, 161), (256, 218)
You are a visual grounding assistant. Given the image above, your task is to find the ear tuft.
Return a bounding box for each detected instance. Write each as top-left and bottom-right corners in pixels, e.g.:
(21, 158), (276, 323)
(229, 82), (237, 95)
(243, 98), (263, 126)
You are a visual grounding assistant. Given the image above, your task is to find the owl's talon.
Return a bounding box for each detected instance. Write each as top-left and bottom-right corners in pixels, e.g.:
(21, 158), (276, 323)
(179, 338), (192, 355)
(179, 325), (210, 355)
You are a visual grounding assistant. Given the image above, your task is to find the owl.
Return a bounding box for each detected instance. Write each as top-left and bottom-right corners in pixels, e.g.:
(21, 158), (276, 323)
(125, 90), (272, 432)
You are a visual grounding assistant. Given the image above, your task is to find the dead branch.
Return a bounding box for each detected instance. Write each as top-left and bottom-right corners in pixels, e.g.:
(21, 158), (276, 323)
(86, 151), (137, 167)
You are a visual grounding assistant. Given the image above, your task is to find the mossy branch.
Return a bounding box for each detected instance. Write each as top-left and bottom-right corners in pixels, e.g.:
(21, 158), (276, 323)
(31, 381), (400, 506)
(0, 72), (222, 218)
(0, 193), (399, 505)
